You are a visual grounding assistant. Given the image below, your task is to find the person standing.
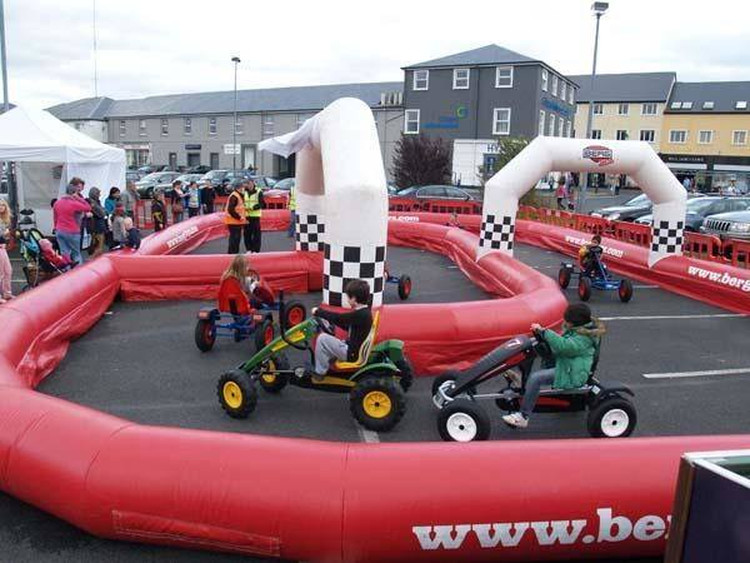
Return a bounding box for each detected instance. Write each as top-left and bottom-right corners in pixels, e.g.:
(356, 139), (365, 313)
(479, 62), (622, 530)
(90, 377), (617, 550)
(201, 180), (216, 214)
(0, 199), (14, 303)
(121, 181), (140, 220)
(170, 180), (185, 223)
(53, 183), (91, 265)
(86, 187), (108, 257)
(287, 184), (296, 238)
(151, 189), (167, 232)
(187, 181), (201, 218)
(243, 179), (264, 253)
(104, 187), (121, 215)
(224, 181), (246, 254)
(555, 177), (567, 210)
(682, 176), (691, 191)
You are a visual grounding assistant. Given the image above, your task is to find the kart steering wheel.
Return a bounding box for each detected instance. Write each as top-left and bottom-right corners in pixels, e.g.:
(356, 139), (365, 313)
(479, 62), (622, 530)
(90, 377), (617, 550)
(532, 328), (554, 360)
(314, 316), (336, 336)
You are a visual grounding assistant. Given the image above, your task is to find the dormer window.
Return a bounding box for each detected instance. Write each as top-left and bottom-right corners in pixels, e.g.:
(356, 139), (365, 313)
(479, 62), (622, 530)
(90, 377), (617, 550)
(453, 68), (470, 90)
(703, 101), (715, 110)
(541, 69), (548, 92)
(737, 101), (748, 110)
(413, 70), (429, 91)
(670, 102), (682, 109)
(682, 102), (693, 109)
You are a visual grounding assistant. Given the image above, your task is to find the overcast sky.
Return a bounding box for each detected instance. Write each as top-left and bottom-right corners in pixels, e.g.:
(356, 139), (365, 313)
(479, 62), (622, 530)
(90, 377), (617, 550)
(5, 0), (750, 109)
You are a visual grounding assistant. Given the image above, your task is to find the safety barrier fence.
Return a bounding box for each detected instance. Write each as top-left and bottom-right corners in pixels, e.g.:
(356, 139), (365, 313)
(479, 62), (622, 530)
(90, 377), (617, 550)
(388, 197), (481, 215)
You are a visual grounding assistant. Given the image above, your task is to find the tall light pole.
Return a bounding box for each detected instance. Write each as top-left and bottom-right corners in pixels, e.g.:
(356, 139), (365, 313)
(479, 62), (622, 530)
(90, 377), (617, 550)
(231, 56), (240, 173)
(0, 0), (12, 212)
(578, 1), (609, 212)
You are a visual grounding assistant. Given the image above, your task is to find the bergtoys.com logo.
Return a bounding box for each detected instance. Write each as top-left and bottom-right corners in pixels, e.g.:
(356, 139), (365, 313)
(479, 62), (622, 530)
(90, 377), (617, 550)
(583, 145), (614, 166)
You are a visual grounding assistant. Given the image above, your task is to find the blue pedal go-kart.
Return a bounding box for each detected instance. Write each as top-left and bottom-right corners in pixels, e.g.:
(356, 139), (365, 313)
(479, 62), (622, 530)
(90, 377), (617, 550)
(558, 247), (633, 303)
(195, 277), (307, 352)
(384, 265), (411, 300)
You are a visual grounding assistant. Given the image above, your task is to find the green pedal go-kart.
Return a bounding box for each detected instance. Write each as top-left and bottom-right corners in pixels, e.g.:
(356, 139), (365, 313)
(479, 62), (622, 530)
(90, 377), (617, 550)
(216, 294), (414, 432)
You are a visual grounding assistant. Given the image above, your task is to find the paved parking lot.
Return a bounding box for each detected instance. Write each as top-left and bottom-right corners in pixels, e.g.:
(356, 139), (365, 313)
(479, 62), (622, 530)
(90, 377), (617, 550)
(7, 198), (747, 562)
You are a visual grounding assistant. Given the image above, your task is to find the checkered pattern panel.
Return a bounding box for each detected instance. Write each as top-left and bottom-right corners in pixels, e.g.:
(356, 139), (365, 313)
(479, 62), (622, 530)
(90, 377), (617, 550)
(479, 214), (515, 252)
(295, 214), (325, 252)
(651, 220), (684, 254)
(323, 243), (386, 307)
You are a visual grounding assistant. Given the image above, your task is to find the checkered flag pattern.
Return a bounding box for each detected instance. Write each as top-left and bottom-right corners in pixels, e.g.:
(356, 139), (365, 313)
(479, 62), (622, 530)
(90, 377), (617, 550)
(323, 243), (386, 307)
(651, 220), (684, 255)
(479, 214), (515, 252)
(295, 214), (325, 252)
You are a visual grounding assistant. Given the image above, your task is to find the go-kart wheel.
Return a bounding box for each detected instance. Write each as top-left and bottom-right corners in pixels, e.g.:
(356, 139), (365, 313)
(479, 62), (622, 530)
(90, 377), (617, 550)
(587, 397), (637, 438)
(395, 357), (414, 392)
(558, 266), (572, 289)
(258, 353), (289, 394)
(194, 319), (215, 352)
(283, 300), (307, 328)
(217, 370), (257, 419)
(350, 376), (406, 432)
(578, 276), (592, 301)
(254, 318), (275, 351)
(431, 370), (460, 396)
(397, 275), (412, 300)
(437, 399), (491, 442)
(618, 279), (634, 303)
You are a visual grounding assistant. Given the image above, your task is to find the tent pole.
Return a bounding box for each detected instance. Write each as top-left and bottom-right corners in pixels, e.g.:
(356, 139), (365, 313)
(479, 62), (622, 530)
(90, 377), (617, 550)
(0, 0), (13, 212)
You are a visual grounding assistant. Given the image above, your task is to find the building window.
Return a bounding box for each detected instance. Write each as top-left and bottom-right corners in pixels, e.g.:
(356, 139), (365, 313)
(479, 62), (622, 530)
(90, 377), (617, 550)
(548, 114), (556, 136)
(703, 101), (715, 110)
(591, 129), (602, 140)
(566, 120), (572, 138)
(262, 115), (274, 136)
(669, 130), (687, 144)
(557, 118), (564, 137)
(209, 117), (217, 135)
(541, 69), (548, 92)
(593, 103), (603, 115)
(495, 66), (513, 88)
(413, 70), (429, 91)
(551, 74), (558, 97)
(538, 111), (545, 136)
(640, 130), (655, 143)
(733, 130), (748, 145)
(234, 116), (243, 135)
(737, 101), (748, 110)
(453, 68), (470, 90)
(698, 130), (713, 144)
(618, 103), (629, 115)
(670, 102), (682, 110)
(569, 87), (575, 105)
(682, 102), (693, 109)
(160, 119), (168, 136)
(492, 108), (511, 135)
(642, 103), (658, 115)
(118, 120), (126, 136)
(139, 119), (146, 136)
(560, 82), (567, 102)
(404, 109), (420, 134)
(183, 118), (192, 135)
(616, 130), (628, 140)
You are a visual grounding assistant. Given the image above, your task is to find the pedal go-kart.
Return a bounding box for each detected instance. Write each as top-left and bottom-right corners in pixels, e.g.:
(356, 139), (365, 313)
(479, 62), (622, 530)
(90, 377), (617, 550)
(558, 247), (633, 303)
(384, 265), (412, 300)
(432, 328), (636, 442)
(195, 277), (307, 352)
(216, 294), (414, 431)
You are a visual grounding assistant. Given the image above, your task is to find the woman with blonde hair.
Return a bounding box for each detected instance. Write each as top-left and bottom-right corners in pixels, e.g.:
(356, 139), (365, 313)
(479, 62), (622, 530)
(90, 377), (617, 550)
(0, 199), (14, 303)
(220, 254), (274, 307)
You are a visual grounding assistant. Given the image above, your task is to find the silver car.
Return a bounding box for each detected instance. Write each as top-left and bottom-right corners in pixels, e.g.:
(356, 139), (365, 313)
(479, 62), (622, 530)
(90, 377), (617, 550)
(701, 210), (750, 241)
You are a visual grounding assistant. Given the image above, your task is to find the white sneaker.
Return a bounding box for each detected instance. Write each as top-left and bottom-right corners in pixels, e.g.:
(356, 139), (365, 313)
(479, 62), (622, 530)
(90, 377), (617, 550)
(502, 412), (529, 428)
(504, 369), (522, 389)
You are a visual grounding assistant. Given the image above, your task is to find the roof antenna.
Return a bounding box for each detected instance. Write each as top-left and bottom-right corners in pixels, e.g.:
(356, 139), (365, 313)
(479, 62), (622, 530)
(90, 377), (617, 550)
(92, 0), (98, 97)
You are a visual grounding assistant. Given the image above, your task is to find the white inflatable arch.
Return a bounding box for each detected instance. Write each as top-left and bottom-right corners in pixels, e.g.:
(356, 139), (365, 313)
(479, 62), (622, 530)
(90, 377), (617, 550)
(480, 137), (687, 266)
(259, 98), (389, 306)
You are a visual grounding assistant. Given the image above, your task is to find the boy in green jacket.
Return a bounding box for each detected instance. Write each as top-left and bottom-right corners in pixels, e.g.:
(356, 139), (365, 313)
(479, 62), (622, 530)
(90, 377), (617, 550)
(503, 303), (605, 429)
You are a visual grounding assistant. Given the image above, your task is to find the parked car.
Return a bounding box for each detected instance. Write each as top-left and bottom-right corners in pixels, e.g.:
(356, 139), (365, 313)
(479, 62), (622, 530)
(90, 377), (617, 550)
(136, 164), (169, 175)
(393, 185), (483, 202)
(701, 210), (750, 241)
(636, 197), (750, 231)
(186, 165), (211, 175)
(592, 192), (705, 222)
(135, 171), (182, 199)
(199, 169), (256, 195)
(126, 170), (144, 183)
(155, 173), (204, 199)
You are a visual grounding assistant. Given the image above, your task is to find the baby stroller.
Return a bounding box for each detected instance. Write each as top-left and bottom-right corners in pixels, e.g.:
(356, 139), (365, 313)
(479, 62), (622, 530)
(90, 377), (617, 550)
(14, 225), (73, 291)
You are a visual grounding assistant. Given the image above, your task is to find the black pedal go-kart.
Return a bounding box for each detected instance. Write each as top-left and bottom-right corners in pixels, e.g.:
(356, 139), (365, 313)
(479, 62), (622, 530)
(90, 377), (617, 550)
(432, 329), (636, 442)
(558, 247), (633, 303)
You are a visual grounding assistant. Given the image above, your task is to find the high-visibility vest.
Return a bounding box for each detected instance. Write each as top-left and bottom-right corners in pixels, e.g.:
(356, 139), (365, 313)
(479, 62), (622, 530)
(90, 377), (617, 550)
(288, 187), (296, 211)
(223, 191), (246, 225)
(244, 190), (261, 218)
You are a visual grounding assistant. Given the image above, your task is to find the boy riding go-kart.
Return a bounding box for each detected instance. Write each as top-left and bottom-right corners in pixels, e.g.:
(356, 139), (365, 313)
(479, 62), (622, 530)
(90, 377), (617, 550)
(216, 280), (414, 432)
(432, 304), (636, 442)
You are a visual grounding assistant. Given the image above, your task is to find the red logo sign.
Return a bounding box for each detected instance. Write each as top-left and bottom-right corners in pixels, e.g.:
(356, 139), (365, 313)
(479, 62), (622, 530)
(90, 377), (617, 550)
(583, 145), (614, 166)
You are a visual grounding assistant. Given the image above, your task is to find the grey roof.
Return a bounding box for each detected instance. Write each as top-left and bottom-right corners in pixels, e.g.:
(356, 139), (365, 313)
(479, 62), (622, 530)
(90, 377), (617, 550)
(47, 97), (113, 120)
(666, 81), (750, 113)
(568, 72), (676, 103)
(48, 82), (403, 120)
(404, 44), (537, 69)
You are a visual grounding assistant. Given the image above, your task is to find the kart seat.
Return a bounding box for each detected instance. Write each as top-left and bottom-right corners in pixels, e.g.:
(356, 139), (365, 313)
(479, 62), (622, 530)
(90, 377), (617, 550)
(333, 310), (380, 371)
(217, 277), (253, 316)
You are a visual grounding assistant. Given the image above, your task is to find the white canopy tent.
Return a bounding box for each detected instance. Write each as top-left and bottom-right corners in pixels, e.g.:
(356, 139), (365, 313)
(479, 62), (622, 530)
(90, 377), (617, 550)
(0, 106), (125, 232)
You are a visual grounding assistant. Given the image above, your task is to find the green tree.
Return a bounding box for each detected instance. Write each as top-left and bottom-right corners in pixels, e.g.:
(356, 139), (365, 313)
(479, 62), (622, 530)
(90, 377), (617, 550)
(392, 134), (453, 188)
(480, 136), (551, 207)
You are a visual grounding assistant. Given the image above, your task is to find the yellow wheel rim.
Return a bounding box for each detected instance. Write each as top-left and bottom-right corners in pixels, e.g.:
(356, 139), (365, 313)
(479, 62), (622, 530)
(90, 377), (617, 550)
(261, 361), (276, 383)
(362, 391), (392, 419)
(223, 381), (243, 409)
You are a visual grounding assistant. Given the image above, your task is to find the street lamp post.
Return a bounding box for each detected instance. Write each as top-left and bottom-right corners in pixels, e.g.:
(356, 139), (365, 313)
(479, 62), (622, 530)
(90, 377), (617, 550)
(578, 1), (609, 212)
(231, 56), (240, 173)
